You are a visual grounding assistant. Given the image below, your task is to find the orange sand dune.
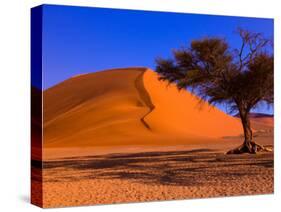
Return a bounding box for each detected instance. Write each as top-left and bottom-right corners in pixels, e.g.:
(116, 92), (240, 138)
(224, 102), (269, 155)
(43, 67), (242, 151)
(235, 113), (273, 130)
(252, 117), (273, 128)
(143, 70), (242, 136)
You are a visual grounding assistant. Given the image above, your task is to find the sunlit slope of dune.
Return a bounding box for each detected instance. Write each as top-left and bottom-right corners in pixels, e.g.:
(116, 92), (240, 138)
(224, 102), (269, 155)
(43, 67), (242, 148)
(252, 117), (273, 127)
(234, 113), (273, 131)
(142, 70), (242, 137)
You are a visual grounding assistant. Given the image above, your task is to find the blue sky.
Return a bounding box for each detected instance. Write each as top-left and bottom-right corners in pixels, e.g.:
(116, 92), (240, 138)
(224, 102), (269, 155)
(40, 4), (273, 114)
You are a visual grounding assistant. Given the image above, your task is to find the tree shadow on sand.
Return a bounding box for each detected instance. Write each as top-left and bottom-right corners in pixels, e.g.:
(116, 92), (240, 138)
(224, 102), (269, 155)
(32, 149), (273, 187)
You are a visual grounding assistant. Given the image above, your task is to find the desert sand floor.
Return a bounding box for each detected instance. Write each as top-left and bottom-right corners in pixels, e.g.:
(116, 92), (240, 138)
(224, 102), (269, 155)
(32, 144), (273, 208)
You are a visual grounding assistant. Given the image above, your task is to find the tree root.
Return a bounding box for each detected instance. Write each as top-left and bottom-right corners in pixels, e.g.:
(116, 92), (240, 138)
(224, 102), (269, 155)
(226, 141), (273, 154)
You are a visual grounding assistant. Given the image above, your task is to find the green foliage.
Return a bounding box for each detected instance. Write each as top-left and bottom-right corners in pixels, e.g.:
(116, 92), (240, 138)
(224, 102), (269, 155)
(155, 29), (273, 115)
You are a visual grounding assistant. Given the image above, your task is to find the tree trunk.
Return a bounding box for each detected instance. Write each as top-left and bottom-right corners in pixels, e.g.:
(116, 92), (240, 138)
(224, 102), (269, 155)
(241, 112), (255, 152)
(226, 109), (271, 154)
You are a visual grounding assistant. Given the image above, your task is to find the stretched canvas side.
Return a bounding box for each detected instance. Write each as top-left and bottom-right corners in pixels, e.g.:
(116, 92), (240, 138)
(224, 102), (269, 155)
(31, 5), (43, 208)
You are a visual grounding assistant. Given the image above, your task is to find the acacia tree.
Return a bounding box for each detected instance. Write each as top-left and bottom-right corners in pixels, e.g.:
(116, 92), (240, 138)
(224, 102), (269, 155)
(155, 29), (273, 154)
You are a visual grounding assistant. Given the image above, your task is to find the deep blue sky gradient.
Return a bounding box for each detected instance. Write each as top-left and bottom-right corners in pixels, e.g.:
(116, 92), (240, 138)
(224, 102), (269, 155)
(41, 4), (273, 114)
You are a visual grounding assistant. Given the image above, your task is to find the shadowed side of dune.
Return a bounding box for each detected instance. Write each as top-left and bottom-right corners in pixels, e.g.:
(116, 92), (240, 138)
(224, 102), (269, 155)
(43, 67), (160, 149)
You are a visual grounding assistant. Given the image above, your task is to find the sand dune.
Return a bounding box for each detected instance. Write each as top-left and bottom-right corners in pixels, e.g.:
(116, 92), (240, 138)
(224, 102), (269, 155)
(43, 67), (243, 153)
(31, 86), (42, 160)
(251, 116), (274, 129)
(43, 68), (243, 150)
(235, 113), (273, 129)
(143, 70), (242, 136)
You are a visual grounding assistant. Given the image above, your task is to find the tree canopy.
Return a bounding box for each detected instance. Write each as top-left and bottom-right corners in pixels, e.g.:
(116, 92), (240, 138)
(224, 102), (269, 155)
(155, 28), (273, 153)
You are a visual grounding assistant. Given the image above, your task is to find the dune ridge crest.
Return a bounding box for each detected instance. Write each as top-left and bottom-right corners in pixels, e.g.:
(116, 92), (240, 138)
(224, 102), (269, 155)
(134, 70), (155, 130)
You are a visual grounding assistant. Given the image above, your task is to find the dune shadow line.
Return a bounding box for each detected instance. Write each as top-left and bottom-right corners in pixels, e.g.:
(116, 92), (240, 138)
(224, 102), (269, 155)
(134, 69), (155, 130)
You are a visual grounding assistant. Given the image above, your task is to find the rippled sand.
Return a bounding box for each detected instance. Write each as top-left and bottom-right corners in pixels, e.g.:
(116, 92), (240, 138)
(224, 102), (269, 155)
(33, 149), (273, 208)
